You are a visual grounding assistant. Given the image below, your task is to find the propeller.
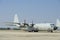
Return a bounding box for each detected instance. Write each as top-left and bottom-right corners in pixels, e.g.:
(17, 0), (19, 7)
(30, 20), (34, 27)
(22, 20), (29, 27)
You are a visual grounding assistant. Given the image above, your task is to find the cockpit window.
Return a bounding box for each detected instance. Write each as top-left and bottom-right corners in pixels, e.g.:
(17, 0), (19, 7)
(50, 24), (54, 25)
(50, 24), (55, 27)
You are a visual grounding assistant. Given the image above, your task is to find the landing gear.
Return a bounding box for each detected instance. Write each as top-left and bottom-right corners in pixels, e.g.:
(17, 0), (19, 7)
(48, 30), (53, 33)
(33, 30), (38, 32)
(28, 30), (38, 32)
(50, 30), (53, 33)
(28, 30), (33, 32)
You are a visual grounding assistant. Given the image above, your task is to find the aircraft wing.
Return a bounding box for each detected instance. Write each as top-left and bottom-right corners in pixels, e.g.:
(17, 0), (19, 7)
(0, 22), (20, 26)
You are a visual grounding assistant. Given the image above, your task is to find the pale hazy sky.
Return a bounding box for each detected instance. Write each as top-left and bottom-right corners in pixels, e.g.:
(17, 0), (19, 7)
(0, 0), (60, 23)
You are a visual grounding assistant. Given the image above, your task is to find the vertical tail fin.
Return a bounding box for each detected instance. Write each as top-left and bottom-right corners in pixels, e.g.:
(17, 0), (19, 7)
(56, 19), (60, 27)
(14, 14), (19, 23)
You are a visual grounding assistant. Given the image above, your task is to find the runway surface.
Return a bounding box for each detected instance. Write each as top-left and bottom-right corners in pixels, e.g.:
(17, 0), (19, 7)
(0, 30), (60, 40)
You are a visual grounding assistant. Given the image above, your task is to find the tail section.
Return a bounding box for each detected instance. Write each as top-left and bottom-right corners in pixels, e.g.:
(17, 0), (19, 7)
(14, 14), (19, 23)
(13, 14), (20, 28)
(56, 19), (60, 27)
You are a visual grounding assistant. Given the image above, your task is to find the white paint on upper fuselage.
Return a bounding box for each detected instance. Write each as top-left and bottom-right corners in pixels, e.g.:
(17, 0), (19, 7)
(33, 23), (54, 31)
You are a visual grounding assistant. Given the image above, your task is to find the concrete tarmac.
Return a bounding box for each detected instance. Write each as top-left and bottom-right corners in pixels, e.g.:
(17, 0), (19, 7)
(0, 30), (60, 40)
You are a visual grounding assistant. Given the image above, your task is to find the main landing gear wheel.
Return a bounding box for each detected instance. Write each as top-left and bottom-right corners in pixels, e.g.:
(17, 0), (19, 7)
(34, 30), (38, 32)
(50, 30), (53, 33)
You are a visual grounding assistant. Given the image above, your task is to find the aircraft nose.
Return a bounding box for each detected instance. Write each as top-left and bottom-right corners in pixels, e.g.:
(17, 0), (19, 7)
(53, 26), (58, 30)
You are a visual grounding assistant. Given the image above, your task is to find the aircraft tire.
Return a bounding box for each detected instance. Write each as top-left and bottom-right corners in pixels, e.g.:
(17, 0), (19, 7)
(34, 30), (38, 32)
(50, 30), (53, 33)
(48, 29), (53, 33)
(28, 30), (33, 32)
